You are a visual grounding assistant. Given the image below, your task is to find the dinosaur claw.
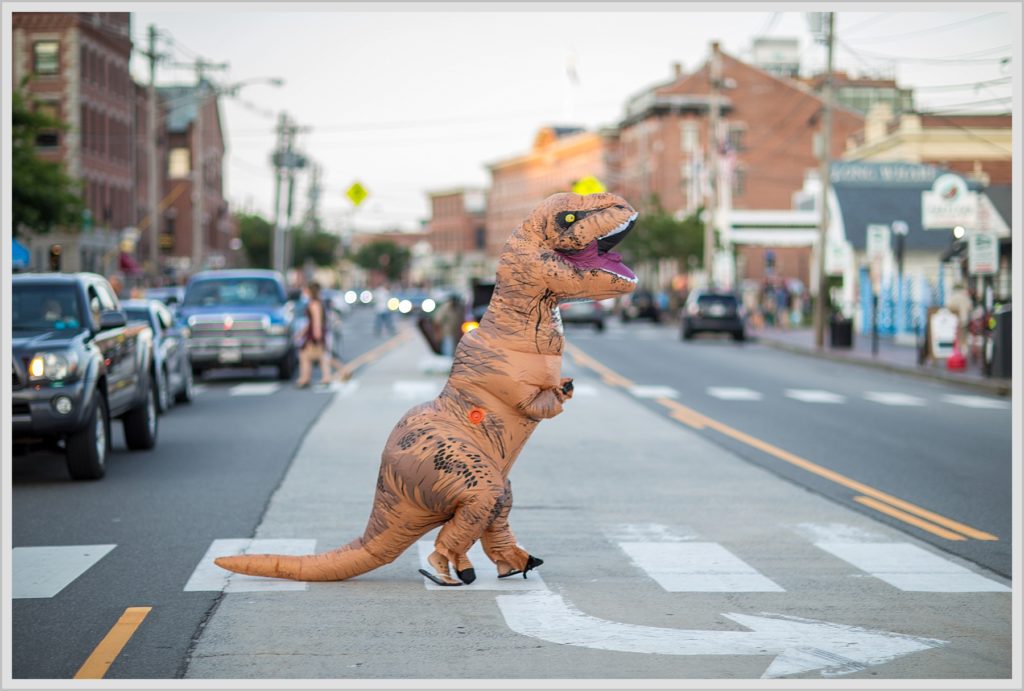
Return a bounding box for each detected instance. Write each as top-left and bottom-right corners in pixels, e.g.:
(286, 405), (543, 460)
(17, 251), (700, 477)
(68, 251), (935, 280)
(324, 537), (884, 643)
(457, 568), (476, 585)
(497, 554), (544, 579)
(419, 568), (463, 586)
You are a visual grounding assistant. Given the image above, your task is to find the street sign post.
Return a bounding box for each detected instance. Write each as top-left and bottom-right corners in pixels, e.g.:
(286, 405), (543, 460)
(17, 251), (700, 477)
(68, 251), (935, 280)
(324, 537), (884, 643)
(346, 182), (368, 206)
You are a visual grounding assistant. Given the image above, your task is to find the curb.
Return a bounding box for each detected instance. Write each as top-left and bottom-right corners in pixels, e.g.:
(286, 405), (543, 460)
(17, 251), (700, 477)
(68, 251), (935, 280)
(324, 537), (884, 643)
(754, 336), (1012, 397)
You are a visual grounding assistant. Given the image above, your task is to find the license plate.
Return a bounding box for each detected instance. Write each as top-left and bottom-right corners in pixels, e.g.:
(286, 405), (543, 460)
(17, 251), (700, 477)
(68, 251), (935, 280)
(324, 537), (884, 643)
(218, 348), (242, 363)
(708, 305), (725, 316)
(221, 338), (241, 347)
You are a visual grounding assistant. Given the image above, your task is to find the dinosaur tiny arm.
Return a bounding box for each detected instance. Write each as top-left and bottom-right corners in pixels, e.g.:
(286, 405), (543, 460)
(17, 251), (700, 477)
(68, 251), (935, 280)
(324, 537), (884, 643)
(517, 378), (572, 420)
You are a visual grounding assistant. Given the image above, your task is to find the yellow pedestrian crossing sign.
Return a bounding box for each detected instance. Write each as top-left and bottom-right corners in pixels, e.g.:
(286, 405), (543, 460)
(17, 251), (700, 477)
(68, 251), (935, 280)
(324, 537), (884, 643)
(346, 181), (368, 206)
(572, 175), (606, 195)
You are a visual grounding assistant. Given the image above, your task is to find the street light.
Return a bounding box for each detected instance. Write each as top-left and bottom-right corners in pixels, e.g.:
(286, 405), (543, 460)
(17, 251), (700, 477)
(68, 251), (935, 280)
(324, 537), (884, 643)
(952, 225), (966, 240)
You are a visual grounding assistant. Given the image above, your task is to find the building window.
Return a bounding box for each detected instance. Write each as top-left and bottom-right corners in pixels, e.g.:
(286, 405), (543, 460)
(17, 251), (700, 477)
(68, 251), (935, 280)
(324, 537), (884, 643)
(33, 41), (60, 75)
(726, 123), (747, 153)
(732, 167), (746, 198)
(34, 102), (60, 148)
(168, 148), (190, 178)
(680, 121), (699, 154)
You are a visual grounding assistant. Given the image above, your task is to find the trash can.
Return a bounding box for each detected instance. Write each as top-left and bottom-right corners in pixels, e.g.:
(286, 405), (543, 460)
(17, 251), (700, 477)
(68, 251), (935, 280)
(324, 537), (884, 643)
(829, 315), (853, 349)
(990, 306), (1012, 379)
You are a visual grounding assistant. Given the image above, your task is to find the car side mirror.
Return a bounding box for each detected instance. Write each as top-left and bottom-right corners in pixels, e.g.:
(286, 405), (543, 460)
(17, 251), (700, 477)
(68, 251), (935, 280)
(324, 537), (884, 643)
(99, 310), (127, 329)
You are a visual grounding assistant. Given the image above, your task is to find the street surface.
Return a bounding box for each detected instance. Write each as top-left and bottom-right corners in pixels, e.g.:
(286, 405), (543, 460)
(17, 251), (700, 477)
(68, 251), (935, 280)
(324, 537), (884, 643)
(9, 311), (1013, 681)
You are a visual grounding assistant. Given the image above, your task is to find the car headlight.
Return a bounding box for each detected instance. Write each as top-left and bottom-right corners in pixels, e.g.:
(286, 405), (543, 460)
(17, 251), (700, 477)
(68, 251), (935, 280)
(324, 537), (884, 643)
(29, 351), (78, 381)
(267, 324), (288, 336)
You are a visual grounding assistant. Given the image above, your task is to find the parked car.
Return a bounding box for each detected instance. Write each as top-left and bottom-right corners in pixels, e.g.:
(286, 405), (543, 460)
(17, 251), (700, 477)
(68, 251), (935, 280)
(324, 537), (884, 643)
(559, 299), (606, 332)
(12, 272), (159, 480)
(144, 286), (186, 311)
(681, 290), (746, 341)
(122, 299), (194, 412)
(621, 289), (662, 322)
(178, 269), (298, 380)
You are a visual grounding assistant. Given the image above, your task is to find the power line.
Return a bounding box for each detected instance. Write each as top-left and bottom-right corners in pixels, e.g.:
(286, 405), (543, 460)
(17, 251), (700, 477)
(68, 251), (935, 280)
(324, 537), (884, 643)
(918, 97), (1012, 112)
(840, 12), (893, 36)
(913, 77), (1011, 92)
(839, 40), (1011, 64)
(843, 12), (1001, 44)
(910, 111), (1012, 154)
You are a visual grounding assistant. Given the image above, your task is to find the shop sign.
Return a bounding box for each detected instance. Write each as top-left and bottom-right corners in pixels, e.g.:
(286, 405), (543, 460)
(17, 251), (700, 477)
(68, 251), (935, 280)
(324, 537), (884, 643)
(929, 308), (958, 359)
(968, 233), (999, 275)
(922, 174), (978, 229)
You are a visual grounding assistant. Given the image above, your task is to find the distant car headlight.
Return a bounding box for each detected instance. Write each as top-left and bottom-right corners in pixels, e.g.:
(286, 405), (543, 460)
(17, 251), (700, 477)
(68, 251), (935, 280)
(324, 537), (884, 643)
(29, 351), (78, 381)
(461, 320), (480, 334)
(398, 299), (412, 314)
(421, 298), (436, 313)
(345, 290), (358, 304)
(387, 297), (401, 312)
(360, 290), (373, 304)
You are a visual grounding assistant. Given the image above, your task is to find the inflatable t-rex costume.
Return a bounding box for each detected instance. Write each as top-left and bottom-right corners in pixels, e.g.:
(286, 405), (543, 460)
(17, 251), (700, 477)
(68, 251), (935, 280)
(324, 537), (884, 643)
(215, 192), (637, 586)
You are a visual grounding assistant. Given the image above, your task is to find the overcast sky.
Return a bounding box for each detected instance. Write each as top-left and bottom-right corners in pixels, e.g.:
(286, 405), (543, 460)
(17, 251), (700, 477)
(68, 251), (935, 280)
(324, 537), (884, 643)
(127, 4), (1018, 234)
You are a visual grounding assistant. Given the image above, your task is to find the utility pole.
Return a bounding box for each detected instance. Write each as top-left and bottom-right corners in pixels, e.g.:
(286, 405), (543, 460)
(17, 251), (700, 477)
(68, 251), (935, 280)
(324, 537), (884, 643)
(145, 25), (161, 282)
(271, 113), (307, 275)
(704, 41), (722, 288)
(813, 12), (835, 350)
(188, 57), (228, 274)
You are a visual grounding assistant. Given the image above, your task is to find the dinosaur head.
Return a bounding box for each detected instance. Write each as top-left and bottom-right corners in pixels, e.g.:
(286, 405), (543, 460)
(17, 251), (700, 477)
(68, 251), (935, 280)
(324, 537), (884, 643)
(513, 192), (638, 301)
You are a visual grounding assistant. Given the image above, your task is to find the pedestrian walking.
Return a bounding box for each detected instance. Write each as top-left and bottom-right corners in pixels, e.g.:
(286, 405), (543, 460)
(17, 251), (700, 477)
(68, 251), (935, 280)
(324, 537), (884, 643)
(435, 293), (463, 357)
(295, 282), (332, 388)
(373, 282), (397, 337)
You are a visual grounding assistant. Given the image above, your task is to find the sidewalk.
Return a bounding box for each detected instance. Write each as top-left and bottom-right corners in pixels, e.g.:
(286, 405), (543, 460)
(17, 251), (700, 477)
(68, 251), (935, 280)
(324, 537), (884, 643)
(751, 325), (1011, 396)
(183, 334), (1010, 681)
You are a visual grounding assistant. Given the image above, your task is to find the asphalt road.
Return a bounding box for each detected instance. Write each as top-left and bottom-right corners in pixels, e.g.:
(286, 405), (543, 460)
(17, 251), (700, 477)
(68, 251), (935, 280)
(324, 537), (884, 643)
(561, 318), (1012, 578)
(9, 306), (388, 679)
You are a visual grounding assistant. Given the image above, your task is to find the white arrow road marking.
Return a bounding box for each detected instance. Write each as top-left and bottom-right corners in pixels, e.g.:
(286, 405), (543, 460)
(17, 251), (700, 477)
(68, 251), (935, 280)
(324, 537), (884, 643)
(496, 590), (947, 678)
(13, 545), (116, 599)
(814, 542), (1010, 592)
(620, 542), (785, 592)
(864, 392), (926, 407)
(185, 539), (316, 592)
(940, 394), (1010, 409)
(785, 389), (846, 404)
(229, 383), (281, 396)
(707, 387), (763, 401)
(416, 540), (547, 591)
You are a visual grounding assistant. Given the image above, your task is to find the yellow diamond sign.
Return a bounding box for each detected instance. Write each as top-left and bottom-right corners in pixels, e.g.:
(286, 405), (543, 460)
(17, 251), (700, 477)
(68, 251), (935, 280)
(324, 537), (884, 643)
(572, 175), (606, 195)
(346, 181), (368, 206)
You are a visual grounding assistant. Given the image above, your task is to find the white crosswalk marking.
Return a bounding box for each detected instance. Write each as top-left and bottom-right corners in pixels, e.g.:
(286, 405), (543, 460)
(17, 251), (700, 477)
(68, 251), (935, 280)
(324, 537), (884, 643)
(620, 542), (785, 592)
(13, 545), (116, 599)
(416, 541), (547, 591)
(569, 383), (599, 397)
(229, 383), (281, 396)
(605, 523), (697, 543)
(785, 389), (846, 404)
(392, 380), (443, 400)
(940, 394), (1010, 410)
(185, 539), (317, 592)
(864, 392), (927, 407)
(707, 387), (763, 401)
(815, 541), (1009, 592)
(629, 385), (679, 399)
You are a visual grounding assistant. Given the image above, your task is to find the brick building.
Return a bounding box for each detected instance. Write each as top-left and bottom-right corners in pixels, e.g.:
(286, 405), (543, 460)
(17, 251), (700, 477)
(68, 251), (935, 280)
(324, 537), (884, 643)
(424, 188), (488, 286)
(12, 12), (136, 274)
(484, 126), (617, 260)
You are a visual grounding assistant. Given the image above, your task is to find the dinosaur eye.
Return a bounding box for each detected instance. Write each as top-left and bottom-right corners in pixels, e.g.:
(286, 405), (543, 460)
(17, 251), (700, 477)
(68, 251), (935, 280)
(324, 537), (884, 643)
(557, 211), (578, 228)
(565, 213), (576, 223)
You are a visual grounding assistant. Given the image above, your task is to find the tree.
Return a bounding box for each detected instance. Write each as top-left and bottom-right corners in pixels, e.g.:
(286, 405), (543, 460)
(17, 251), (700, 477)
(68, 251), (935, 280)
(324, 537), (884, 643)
(236, 212), (273, 268)
(12, 84), (84, 237)
(620, 196), (705, 268)
(351, 240), (410, 283)
(291, 227), (340, 268)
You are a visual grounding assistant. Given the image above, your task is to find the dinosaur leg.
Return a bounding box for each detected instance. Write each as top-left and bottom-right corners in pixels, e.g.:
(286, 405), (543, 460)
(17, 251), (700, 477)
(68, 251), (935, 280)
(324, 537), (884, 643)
(423, 488), (504, 586)
(481, 481), (543, 579)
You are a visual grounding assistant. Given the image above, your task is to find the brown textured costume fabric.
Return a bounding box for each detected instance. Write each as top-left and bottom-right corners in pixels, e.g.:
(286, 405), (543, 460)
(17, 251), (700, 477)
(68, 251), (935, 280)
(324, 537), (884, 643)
(214, 192), (638, 585)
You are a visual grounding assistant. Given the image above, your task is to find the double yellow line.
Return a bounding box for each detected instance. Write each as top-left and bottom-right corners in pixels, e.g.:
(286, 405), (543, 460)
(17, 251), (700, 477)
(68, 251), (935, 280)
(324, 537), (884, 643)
(565, 342), (998, 543)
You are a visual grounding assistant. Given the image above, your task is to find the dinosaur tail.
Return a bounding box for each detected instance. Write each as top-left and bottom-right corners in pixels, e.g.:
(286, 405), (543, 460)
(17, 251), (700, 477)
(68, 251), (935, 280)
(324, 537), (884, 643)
(213, 537), (387, 582)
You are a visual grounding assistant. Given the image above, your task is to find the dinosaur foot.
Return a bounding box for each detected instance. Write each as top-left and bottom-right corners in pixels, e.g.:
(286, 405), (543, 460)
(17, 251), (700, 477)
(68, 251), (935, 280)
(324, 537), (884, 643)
(498, 554), (544, 579)
(419, 568), (462, 586)
(456, 568), (476, 585)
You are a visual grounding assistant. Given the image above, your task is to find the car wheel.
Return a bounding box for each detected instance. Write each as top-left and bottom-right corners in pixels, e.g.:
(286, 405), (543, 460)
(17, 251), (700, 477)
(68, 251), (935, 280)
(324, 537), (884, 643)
(277, 348), (297, 380)
(124, 375), (159, 450)
(175, 362), (194, 404)
(682, 327), (693, 340)
(191, 364), (205, 379)
(732, 330), (746, 342)
(594, 320), (605, 332)
(66, 394), (109, 480)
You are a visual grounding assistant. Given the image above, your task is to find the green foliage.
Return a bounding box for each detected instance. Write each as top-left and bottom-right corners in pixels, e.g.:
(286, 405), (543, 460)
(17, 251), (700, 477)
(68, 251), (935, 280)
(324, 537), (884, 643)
(351, 240), (410, 282)
(236, 212), (273, 268)
(12, 84), (84, 236)
(621, 196), (705, 267)
(291, 227), (340, 268)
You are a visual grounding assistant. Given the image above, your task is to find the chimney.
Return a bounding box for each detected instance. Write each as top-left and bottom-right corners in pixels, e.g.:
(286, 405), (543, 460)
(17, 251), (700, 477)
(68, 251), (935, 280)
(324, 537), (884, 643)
(673, 62), (683, 79)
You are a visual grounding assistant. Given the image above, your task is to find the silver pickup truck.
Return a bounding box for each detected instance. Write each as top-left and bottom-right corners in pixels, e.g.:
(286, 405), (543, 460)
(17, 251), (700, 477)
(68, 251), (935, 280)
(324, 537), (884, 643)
(177, 269), (299, 380)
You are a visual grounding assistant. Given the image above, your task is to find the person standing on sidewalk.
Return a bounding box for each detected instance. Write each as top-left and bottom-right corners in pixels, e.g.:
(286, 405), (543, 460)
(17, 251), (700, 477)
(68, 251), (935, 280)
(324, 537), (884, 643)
(296, 282), (332, 388)
(373, 282), (397, 337)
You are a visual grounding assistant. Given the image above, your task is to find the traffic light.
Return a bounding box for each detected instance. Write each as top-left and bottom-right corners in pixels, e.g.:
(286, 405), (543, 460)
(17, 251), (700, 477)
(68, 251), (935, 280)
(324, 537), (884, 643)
(48, 244), (62, 272)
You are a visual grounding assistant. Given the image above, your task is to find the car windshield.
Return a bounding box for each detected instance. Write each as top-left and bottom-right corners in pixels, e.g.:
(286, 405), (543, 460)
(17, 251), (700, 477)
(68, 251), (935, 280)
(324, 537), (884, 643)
(697, 294), (737, 308)
(183, 278), (283, 307)
(12, 284), (84, 332)
(124, 308), (153, 326)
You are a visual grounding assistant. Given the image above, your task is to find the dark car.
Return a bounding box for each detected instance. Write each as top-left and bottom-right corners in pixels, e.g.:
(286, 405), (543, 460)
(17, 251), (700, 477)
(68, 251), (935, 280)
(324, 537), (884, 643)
(681, 290), (746, 341)
(559, 299), (606, 332)
(178, 269), (298, 380)
(621, 289), (662, 322)
(12, 273), (159, 480)
(123, 299), (194, 412)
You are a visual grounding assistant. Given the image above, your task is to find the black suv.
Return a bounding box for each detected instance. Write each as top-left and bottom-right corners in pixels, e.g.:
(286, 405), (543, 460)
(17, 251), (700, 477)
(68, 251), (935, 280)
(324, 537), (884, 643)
(681, 290), (746, 341)
(12, 273), (159, 479)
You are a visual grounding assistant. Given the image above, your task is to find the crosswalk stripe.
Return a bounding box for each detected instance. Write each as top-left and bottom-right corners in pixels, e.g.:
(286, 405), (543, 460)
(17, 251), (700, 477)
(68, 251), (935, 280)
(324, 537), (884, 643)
(620, 542), (785, 592)
(707, 387), (763, 401)
(392, 380), (443, 400)
(814, 541), (1010, 592)
(416, 540), (547, 591)
(863, 392), (926, 407)
(13, 545), (116, 599)
(229, 383), (281, 396)
(940, 394), (1010, 410)
(185, 539), (316, 592)
(630, 385), (679, 399)
(785, 389), (846, 404)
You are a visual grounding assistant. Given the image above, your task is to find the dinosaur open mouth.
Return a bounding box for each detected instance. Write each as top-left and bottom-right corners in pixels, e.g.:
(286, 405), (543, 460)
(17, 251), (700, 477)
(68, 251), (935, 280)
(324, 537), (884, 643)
(556, 212), (638, 281)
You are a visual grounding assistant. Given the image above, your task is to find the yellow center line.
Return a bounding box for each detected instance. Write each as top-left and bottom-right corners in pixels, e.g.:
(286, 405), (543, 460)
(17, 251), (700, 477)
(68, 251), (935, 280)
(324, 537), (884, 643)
(854, 496), (966, 541)
(74, 606), (152, 679)
(339, 330), (411, 378)
(565, 342), (633, 388)
(571, 344), (998, 542)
